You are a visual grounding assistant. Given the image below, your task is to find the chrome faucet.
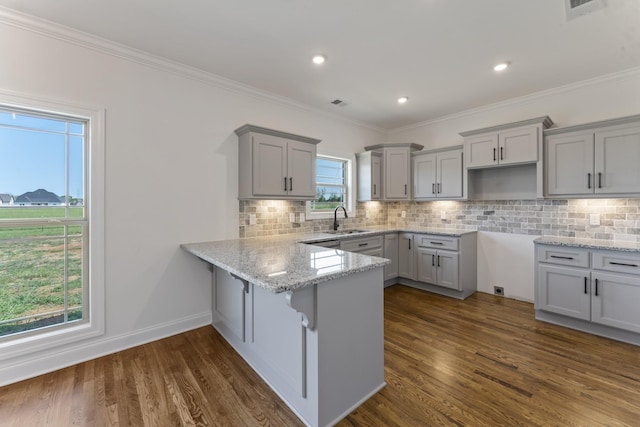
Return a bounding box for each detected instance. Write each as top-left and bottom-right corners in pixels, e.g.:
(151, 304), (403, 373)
(333, 206), (348, 231)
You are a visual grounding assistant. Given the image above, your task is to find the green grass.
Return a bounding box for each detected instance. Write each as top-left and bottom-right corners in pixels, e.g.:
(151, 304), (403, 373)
(0, 207), (84, 336)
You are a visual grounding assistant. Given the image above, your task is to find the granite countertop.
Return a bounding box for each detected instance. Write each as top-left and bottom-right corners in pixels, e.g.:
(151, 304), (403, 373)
(182, 227), (477, 293)
(534, 236), (640, 253)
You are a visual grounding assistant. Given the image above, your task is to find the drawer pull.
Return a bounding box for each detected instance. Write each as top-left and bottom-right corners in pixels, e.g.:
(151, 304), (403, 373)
(609, 261), (638, 268)
(550, 255), (574, 260)
(430, 241), (444, 245)
(584, 277), (588, 294)
(358, 243), (368, 247)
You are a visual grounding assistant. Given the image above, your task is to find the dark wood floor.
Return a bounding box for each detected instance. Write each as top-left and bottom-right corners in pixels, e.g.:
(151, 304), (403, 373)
(1, 285), (639, 426)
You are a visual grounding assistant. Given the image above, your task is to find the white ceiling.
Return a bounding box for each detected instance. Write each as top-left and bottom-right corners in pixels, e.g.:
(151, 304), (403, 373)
(1, 0), (639, 130)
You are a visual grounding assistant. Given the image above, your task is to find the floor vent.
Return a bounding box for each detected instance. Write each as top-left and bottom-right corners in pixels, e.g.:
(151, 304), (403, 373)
(565, 0), (607, 20)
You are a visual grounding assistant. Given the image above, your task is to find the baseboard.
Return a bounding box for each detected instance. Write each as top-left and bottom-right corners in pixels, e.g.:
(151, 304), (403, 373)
(0, 311), (212, 387)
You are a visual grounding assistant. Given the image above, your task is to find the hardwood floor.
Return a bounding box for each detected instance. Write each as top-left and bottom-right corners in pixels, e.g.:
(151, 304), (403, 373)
(1, 285), (639, 426)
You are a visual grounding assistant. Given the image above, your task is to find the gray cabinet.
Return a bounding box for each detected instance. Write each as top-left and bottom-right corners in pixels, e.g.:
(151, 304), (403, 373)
(398, 233), (416, 280)
(413, 148), (463, 200)
(236, 124), (320, 200)
(535, 243), (640, 341)
(545, 116), (640, 197)
(415, 236), (460, 290)
(356, 151), (382, 201)
(340, 235), (383, 256)
(384, 233), (399, 282)
(462, 119), (550, 169)
(364, 143), (424, 201)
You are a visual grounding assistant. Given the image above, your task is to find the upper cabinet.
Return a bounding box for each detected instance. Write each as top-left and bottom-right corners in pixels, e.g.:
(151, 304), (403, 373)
(235, 124), (321, 200)
(413, 147), (463, 200)
(545, 115), (640, 198)
(363, 143), (423, 201)
(356, 151), (382, 201)
(461, 116), (553, 169)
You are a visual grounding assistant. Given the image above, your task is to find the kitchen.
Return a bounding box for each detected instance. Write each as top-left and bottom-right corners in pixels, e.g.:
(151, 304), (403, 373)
(0, 0), (640, 425)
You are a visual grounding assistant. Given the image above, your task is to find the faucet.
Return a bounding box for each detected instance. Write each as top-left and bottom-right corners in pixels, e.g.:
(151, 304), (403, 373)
(333, 206), (348, 231)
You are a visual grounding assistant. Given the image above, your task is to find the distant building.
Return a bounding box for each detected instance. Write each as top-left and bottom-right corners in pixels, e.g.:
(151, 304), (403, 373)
(15, 189), (64, 206)
(0, 194), (14, 205)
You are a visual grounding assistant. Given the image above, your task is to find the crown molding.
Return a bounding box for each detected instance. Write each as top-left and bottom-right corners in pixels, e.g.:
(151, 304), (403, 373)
(389, 66), (640, 135)
(0, 6), (385, 135)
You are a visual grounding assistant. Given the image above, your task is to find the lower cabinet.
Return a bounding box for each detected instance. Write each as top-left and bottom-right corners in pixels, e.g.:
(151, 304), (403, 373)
(383, 233), (399, 282)
(416, 248), (459, 290)
(398, 233), (416, 280)
(535, 244), (640, 342)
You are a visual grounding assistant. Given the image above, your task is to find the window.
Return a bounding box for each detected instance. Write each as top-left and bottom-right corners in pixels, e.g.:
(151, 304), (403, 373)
(0, 92), (104, 360)
(307, 154), (355, 219)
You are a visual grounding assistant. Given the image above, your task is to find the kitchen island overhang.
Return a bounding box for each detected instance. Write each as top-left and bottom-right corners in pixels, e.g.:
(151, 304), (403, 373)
(181, 236), (389, 427)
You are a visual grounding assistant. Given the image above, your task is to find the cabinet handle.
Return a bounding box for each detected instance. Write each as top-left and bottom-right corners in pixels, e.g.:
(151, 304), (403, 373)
(437, 183), (441, 194)
(373, 184), (376, 195)
(430, 241), (444, 245)
(432, 183), (435, 194)
(290, 177), (293, 191)
(432, 254), (435, 266)
(408, 239), (411, 250)
(598, 172), (602, 189)
(493, 148), (496, 162)
(550, 255), (574, 260)
(595, 278), (599, 296)
(584, 277), (588, 294)
(587, 173), (591, 189)
(609, 261), (639, 268)
(284, 177), (288, 191)
(405, 184), (407, 195)
(437, 255), (440, 267)
(358, 243), (368, 247)
(500, 146), (504, 160)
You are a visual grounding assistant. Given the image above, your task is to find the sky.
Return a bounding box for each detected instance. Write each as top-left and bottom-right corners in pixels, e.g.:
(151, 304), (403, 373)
(0, 111), (84, 198)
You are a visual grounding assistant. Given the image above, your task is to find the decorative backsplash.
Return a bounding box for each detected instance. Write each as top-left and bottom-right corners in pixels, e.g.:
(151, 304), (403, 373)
(239, 198), (640, 242)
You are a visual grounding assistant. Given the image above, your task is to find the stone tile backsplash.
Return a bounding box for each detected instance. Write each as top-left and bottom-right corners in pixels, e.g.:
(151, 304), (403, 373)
(239, 199), (640, 242)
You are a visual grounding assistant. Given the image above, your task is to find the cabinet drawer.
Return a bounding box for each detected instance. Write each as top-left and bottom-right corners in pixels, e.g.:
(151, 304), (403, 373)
(592, 251), (640, 276)
(340, 236), (383, 252)
(416, 235), (459, 251)
(536, 245), (589, 268)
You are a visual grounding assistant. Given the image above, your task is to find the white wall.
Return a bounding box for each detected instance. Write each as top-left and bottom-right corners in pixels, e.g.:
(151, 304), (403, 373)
(0, 19), (384, 385)
(389, 68), (640, 302)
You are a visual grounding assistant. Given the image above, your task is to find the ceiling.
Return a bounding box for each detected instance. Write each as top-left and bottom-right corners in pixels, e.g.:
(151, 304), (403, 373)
(0, 0), (639, 130)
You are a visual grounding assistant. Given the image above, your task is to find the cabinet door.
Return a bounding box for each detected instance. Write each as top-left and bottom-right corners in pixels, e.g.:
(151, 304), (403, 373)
(437, 150), (463, 198)
(416, 247), (437, 284)
(591, 272), (640, 333)
(287, 140), (316, 197)
(413, 154), (437, 199)
(537, 264), (590, 320)
(464, 133), (498, 168)
(384, 233), (399, 281)
(436, 251), (460, 290)
(498, 126), (538, 165)
(545, 132), (594, 196)
(252, 134), (288, 197)
(398, 233), (416, 280)
(595, 125), (640, 195)
(384, 148), (410, 199)
(372, 154), (382, 200)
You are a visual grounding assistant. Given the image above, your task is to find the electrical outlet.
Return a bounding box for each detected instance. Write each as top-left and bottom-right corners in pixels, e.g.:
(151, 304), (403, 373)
(401, 210), (406, 218)
(249, 214), (257, 225)
(590, 213), (600, 226)
(494, 286), (504, 296)
(440, 210), (447, 220)
(289, 213), (296, 223)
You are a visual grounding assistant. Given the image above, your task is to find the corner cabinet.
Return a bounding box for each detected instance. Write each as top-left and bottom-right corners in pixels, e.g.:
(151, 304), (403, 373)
(535, 242), (640, 345)
(363, 143), (423, 201)
(545, 115), (640, 198)
(412, 147), (463, 200)
(236, 124), (321, 200)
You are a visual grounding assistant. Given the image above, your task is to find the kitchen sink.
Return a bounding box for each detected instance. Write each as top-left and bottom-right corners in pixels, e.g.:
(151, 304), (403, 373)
(327, 229), (369, 235)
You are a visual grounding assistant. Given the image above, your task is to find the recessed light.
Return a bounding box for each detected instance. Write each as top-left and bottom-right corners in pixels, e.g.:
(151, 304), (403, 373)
(312, 55), (326, 65)
(494, 62), (509, 71)
(397, 97), (409, 104)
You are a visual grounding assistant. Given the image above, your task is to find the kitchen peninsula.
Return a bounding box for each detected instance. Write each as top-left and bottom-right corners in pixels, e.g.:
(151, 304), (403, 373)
(181, 235), (389, 427)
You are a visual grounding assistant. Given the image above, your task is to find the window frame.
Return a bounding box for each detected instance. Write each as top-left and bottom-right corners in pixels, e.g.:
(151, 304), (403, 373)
(0, 91), (105, 361)
(306, 152), (356, 220)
